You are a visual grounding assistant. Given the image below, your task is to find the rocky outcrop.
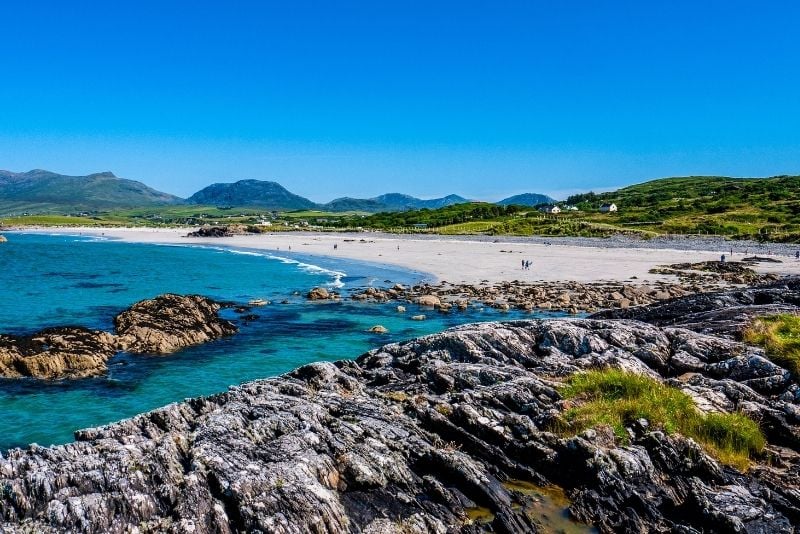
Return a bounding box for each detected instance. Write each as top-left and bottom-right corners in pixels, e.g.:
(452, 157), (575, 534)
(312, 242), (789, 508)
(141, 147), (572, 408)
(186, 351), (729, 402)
(649, 260), (780, 286)
(186, 225), (264, 238)
(0, 327), (118, 379)
(592, 278), (800, 337)
(114, 294), (237, 353)
(0, 295), (237, 379)
(307, 286), (330, 300)
(307, 287), (340, 300)
(0, 235), (7, 243)
(1, 312), (798, 532)
(351, 280), (699, 313)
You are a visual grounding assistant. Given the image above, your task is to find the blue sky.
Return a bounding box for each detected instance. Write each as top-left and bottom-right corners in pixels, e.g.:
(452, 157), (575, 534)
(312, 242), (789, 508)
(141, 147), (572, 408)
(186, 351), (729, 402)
(1, 1), (799, 201)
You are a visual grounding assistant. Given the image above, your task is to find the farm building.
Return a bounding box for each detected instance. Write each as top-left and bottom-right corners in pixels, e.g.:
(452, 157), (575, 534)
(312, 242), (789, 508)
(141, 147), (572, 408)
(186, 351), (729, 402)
(599, 203), (618, 213)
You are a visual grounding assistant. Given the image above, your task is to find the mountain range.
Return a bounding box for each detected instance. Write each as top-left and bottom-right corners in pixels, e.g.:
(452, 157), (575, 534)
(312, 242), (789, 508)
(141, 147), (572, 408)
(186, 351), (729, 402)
(0, 170), (183, 215)
(0, 170), (555, 215)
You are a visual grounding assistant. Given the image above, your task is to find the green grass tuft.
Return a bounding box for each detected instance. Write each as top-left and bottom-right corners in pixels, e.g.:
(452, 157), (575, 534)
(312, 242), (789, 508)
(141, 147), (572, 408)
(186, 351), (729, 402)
(557, 369), (765, 470)
(743, 314), (800, 377)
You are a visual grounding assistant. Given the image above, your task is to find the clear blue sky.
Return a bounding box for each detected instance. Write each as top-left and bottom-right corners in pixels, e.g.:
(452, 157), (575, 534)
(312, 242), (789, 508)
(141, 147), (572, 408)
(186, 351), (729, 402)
(1, 1), (799, 201)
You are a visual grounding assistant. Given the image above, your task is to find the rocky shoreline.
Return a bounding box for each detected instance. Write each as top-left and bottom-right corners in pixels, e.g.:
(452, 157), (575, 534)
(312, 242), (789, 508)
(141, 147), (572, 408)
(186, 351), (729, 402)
(0, 282), (798, 532)
(341, 260), (780, 314)
(0, 294), (236, 379)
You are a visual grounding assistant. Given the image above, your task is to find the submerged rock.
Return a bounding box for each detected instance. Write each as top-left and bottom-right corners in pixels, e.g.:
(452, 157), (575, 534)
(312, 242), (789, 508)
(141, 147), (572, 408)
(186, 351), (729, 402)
(0, 308), (798, 532)
(0, 235), (6, 243)
(0, 294), (237, 379)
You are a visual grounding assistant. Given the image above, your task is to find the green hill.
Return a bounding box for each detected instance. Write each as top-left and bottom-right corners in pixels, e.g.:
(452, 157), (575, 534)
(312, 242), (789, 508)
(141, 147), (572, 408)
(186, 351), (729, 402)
(0, 170), (182, 215)
(566, 175), (800, 240)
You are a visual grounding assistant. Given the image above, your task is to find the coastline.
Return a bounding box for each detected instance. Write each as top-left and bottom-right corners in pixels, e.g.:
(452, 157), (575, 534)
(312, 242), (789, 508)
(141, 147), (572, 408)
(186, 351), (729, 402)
(16, 226), (800, 284)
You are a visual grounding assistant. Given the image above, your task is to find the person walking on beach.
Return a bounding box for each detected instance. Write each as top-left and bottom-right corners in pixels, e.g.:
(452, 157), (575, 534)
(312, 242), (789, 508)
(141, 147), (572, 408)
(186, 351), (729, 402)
(521, 259), (525, 269)
(795, 251), (799, 260)
(721, 254), (726, 263)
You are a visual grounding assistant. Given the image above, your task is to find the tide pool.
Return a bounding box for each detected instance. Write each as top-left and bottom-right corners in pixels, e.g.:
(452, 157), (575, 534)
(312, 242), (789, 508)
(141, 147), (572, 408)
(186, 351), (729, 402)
(0, 233), (561, 449)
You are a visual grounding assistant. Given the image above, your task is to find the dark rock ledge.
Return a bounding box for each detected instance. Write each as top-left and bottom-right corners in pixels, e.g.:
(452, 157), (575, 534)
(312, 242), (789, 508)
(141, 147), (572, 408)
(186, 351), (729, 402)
(0, 294), (237, 379)
(1, 291), (798, 532)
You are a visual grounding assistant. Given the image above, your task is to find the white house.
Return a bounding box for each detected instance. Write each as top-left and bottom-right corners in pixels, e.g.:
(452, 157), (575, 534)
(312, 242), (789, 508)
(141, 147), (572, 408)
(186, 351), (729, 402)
(539, 205), (561, 214)
(599, 203), (618, 213)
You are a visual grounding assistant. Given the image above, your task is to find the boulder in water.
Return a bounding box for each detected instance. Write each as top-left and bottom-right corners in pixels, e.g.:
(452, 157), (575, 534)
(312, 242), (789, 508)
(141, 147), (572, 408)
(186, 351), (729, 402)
(307, 287), (330, 300)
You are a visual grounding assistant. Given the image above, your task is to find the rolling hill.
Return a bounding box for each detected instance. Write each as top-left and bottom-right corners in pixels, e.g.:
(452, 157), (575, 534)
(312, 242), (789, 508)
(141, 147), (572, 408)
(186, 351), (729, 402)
(0, 170), (182, 215)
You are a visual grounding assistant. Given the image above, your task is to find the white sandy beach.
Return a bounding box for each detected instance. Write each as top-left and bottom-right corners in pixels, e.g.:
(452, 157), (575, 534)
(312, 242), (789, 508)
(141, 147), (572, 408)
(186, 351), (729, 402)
(25, 227), (800, 285)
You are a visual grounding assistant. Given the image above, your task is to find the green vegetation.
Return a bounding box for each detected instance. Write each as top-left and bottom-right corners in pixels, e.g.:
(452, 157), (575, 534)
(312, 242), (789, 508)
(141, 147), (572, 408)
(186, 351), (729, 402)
(743, 314), (800, 377)
(0, 170), (180, 215)
(329, 202), (524, 230)
(566, 175), (800, 241)
(5, 175), (800, 243)
(556, 369), (765, 470)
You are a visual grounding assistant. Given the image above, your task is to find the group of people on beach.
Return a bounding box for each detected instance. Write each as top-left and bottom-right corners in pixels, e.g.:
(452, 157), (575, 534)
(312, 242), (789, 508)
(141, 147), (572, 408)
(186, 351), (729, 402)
(521, 259), (532, 270)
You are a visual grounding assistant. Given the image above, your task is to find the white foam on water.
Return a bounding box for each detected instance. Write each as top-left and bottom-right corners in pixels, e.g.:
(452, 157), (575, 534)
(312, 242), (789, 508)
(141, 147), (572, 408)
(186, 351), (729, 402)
(264, 253), (347, 288)
(223, 248), (347, 288)
(89, 241), (348, 289)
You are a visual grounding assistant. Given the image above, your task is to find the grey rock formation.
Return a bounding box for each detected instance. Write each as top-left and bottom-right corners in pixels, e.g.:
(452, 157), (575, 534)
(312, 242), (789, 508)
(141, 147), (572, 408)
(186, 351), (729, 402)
(591, 278), (800, 337)
(0, 316), (797, 532)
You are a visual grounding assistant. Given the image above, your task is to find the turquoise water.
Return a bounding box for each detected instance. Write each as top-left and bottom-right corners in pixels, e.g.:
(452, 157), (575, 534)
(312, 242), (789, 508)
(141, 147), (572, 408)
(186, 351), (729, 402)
(0, 233), (558, 450)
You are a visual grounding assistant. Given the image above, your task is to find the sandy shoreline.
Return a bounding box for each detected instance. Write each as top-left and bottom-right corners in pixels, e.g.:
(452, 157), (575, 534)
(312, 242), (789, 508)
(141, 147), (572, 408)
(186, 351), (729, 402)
(15, 227), (800, 284)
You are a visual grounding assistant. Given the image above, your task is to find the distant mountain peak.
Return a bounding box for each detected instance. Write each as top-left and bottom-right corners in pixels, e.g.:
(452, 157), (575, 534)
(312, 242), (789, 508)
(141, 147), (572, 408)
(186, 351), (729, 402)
(187, 179), (316, 210)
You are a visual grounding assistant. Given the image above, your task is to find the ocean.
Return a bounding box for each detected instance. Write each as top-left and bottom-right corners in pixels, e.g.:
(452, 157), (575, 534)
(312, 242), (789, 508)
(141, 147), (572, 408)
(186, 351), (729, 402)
(0, 233), (559, 449)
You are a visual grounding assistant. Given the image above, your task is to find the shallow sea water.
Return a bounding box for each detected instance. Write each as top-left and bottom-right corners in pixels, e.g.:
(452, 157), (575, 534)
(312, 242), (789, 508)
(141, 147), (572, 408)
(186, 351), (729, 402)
(0, 233), (562, 449)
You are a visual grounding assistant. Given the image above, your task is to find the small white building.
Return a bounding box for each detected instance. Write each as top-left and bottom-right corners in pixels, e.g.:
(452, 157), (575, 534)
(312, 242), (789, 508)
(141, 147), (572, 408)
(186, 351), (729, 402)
(599, 203), (618, 213)
(539, 205), (561, 214)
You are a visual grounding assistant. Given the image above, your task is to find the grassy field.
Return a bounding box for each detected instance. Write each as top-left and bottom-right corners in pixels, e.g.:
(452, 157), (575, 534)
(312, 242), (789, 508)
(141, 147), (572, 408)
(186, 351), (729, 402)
(555, 369), (765, 470)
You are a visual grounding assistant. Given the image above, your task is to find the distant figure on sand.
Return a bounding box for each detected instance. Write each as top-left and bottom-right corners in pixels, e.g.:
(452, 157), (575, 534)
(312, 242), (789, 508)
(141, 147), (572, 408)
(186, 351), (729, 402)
(721, 254), (726, 263)
(333, 243), (338, 250)
(796, 251), (799, 260)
